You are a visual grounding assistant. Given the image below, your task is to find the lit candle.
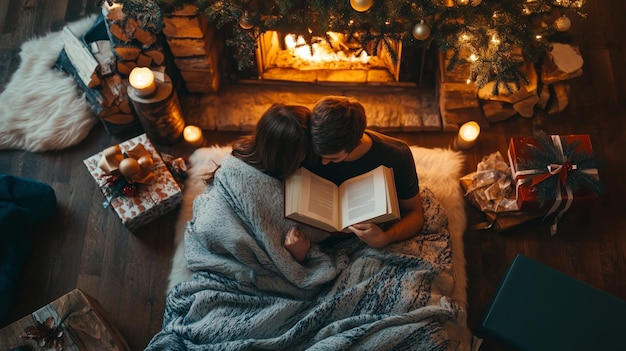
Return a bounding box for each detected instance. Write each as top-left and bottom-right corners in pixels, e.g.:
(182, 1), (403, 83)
(455, 121), (481, 150)
(183, 125), (204, 147)
(129, 67), (156, 97)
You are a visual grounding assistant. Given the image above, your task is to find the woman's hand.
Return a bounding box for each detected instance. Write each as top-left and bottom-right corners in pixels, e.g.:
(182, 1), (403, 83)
(284, 226), (310, 262)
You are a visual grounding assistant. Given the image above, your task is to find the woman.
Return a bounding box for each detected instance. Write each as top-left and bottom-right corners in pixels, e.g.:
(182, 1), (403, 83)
(230, 103), (317, 262)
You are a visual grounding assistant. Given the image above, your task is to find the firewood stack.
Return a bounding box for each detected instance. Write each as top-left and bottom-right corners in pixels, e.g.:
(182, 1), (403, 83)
(162, 4), (223, 93)
(102, 2), (166, 76)
(437, 49), (486, 130)
(86, 1), (167, 128)
(438, 42), (583, 129)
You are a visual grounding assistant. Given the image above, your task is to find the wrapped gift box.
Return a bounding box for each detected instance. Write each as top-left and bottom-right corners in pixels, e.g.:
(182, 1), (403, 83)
(84, 133), (182, 231)
(0, 289), (130, 350)
(507, 134), (600, 213)
(460, 151), (543, 232)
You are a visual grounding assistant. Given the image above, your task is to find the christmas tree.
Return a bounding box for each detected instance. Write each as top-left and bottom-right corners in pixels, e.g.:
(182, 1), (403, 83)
(152, 0), (586, 88)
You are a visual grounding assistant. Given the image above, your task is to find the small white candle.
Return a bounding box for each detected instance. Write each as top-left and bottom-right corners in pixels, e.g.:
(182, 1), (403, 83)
(183, 125), (204, 147)
(129, 67), (156, 97)
(455, 121), (480, 149)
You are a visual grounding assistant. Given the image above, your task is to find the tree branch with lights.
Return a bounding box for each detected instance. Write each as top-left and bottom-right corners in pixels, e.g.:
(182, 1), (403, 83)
(154, 0), (586, 87)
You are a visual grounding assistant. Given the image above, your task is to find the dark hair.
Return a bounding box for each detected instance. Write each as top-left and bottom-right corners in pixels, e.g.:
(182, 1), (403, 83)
(309, 96), (366, 156)
(232, 103), (313, 179)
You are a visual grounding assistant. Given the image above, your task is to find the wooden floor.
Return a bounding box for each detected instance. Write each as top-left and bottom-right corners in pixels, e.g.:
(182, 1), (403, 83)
(1, 2), (625, 350)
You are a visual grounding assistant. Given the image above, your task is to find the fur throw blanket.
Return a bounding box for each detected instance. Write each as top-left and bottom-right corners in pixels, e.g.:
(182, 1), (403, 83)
(146, 153), (470, 350)
(0, 15), (97, 152)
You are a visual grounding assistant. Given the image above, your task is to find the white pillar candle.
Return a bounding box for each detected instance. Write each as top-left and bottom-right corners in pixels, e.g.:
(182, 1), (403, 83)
(129, 67), (156, 97)
(183, 125), (204, 147)
(455, 121), (480, 149)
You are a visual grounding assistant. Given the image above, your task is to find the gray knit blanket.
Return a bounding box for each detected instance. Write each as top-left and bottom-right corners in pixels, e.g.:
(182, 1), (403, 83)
(145, 155), (467, 351)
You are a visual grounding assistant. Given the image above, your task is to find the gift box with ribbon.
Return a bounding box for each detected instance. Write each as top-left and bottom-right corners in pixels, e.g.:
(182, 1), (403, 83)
(460, 151), (543, 232)
(508, 132), (603, 234)
(83, 133), (182, 231)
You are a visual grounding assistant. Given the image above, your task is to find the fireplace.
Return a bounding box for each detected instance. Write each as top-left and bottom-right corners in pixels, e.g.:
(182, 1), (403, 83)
(255, 30), (402, 84)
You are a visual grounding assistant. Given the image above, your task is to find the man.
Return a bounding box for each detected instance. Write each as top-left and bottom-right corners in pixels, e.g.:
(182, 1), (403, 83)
(306, 95), (424, 248)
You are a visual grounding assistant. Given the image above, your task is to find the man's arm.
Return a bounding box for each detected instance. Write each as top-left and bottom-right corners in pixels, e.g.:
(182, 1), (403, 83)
(348, 192), (424, 248)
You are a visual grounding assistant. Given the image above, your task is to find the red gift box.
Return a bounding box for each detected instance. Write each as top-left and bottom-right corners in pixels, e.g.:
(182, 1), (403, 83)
(508, 134), (600, 233)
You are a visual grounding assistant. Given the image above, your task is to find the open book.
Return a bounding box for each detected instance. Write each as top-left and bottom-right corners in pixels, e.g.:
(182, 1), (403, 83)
(284, 165), (400, 233)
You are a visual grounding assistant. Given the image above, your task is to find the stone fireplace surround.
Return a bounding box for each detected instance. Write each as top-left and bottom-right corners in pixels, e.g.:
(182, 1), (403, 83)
(179, 81), (444, 133)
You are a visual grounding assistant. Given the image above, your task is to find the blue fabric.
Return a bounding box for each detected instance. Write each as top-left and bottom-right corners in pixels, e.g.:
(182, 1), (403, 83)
(0, 174), (56, 323)
(145, 156), (467, 350)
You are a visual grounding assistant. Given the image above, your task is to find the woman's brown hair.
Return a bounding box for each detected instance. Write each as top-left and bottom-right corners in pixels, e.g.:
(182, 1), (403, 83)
(232, 103), (314, 179)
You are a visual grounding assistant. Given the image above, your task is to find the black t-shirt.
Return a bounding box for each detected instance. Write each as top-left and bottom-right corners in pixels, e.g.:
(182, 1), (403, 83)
(306, 130), (419, 200)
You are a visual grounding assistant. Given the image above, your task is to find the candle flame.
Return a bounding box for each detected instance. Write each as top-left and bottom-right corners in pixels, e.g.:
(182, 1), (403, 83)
(459, 121), (480, 141)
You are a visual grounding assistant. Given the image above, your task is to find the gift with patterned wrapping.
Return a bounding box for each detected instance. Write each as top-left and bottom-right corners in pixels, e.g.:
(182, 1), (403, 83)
(83, 133), (182, 231)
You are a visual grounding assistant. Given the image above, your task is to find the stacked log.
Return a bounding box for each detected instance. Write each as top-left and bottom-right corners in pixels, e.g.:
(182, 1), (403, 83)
(162, 4), (223, 93)
(541, 43), (583, 114)
(437, 50), (486, 131)
(102, 2), (166, 75)
(74, 1), (169, 132)
(437, 42), (583, 128)
(478, 60), (539, 121)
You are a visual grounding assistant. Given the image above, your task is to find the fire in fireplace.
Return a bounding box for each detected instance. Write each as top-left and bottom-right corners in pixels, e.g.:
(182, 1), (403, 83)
(255, 30), (405, 84)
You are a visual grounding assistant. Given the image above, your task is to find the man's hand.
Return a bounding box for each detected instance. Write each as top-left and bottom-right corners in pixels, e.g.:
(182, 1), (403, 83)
(348, 193), (424, 249)
(284, 226), (310, 262)
(347, 223), (389, 248)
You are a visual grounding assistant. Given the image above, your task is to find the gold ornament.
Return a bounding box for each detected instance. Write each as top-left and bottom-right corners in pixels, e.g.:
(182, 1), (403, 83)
(553, 15), (571, 32)
(457, 0), (470, 5)
(412, 20), (431, 41)
(470, 0), (482, 6)
(239, 11), (254, 30)
(350, 0), (373, 12)
(119, 158), (141, 178)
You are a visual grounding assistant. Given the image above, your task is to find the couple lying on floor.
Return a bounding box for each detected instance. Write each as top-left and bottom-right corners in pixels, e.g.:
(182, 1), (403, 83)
(216, 95), (424, 261)
(145, 95), (469, 351)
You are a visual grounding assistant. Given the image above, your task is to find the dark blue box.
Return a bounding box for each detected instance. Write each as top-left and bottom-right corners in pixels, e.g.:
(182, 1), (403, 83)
(478, 254), (626, 351)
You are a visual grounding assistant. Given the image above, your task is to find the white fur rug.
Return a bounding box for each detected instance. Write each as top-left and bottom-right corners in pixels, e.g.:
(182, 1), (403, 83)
(0, 15), (98, 152)
(168, 145), (468, 311)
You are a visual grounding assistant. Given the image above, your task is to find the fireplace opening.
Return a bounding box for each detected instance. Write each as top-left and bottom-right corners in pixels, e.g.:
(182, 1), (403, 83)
(226, 31), (438, 88)
(256, 30), (401, 84)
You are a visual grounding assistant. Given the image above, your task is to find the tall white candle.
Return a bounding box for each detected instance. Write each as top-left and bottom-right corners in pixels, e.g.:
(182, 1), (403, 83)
(129, 67), (156, 97)
(183, 125), (204, 147)
(455, 121), (481, 149)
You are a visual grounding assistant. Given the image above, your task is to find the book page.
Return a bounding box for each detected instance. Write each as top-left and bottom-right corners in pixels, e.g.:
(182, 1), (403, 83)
(306, 175), (336, 221)
(285, 167), (340, 231)
(339, 166), (390, 228)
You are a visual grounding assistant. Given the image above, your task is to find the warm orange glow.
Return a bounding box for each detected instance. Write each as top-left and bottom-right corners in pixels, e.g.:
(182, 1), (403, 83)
(282, 32), (372, 68)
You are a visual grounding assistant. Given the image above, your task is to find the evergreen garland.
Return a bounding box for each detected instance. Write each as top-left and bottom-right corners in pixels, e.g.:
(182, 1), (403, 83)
(518, 131), (603, 208)
(150, 0), (586, 87)
(108, 0), (165, 33)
